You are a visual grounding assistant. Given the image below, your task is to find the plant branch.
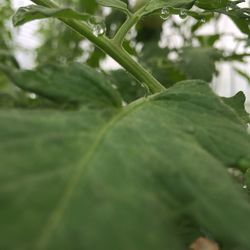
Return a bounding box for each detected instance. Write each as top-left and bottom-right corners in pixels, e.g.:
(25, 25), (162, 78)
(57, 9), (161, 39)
(113, 7), (144, 45)
(30, 0), (165, 93)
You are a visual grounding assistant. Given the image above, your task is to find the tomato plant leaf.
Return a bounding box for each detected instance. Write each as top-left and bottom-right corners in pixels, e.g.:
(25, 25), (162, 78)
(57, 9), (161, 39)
(2, 63), (122, 108)
(97, 0), (130, 14)
(195, 0), (229, 10)
(1, 79), (250, 249)
(0, 93), (15, 107)
(195, 1), (250, 35)
(143, 0), (196, 16)
(223, 91), (250, 125)
(178, 47), (222, 82)
(13, 5), (91, 26)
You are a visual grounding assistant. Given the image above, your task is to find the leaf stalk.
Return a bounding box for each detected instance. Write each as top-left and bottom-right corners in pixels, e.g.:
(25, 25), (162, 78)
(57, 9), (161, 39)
(30, 0), (166, 93)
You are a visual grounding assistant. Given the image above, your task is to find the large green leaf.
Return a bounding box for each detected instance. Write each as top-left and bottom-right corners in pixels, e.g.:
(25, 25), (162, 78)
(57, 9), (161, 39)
(1, 73), (250, 249)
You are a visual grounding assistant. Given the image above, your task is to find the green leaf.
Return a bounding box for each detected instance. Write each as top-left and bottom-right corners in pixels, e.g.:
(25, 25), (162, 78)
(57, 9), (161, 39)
(143, 0), (196, 16)
(178, 47), (222, 82)
(230, 15), (250, 35)
(223, 91), (250, 125)
(139, 42), (186, 87)
(245, 169), (250, 190)
(1, 79), (250, 249)
(97, 0), (130, 15)
(195, 1), (250, 35)
(13, 5), (91, 26)
(0, 93), (15, 107)
(3, 63), (122, 108)
(110, 69), (145, 103)
(195, 0), (229, 10)
(219, 5), (250, 35)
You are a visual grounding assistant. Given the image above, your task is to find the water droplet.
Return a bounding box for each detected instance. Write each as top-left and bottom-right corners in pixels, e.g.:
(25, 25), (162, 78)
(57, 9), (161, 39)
(226, 6), (232, 12)
(28, 93), (37, 99)
(111, 84), (118, 90)
(160, 7), (170, 20)
(179, 9), (188, 19)
(88, 16), (106, 37)
(122, 100), (127, 107)
(200, 17), (206, 24)
(92, 23), (106, 37)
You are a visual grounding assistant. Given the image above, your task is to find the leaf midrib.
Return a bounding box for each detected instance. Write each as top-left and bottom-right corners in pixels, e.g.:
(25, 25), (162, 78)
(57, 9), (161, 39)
(34, 95), (152, 249)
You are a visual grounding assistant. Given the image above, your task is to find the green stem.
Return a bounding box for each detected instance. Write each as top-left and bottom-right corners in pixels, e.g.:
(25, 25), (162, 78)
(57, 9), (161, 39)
(113, 7), (144, 45)
(30, 0), (166, 93)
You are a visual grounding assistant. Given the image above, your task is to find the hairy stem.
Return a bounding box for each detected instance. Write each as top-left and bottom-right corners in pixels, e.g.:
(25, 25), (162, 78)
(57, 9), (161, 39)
(30, 0), (166, 93)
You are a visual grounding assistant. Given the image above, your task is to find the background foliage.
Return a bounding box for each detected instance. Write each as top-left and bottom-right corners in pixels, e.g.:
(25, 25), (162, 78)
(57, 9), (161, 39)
(1, 0), (250, 102)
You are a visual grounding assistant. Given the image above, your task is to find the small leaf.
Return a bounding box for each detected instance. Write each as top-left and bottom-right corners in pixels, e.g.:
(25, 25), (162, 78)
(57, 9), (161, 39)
(195, 0), (229, 10)
(178, 47), (222, 82)
(13, 5), (91, 26)
(222, 91), (250, 125)
(97, 0), (130, 15)
(195, 1), (250, 35)
(143, 0), (196, 16)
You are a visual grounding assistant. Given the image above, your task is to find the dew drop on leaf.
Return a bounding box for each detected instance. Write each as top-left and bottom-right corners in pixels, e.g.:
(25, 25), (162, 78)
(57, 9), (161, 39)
(28, 93), (37, 99)
(200, 17), (206, 24)
(160, 7), (170, 20)
(87, 16), (106, 37)
(179, 9), (188, 19)
(92, 23), (106, 37)
(226, 6), (233, 12)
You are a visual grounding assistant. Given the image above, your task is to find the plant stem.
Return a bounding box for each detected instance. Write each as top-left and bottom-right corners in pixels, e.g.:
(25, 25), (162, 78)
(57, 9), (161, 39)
(113, 7), (144, 46)
(62, 20), (165, 93)
(30, 0), (166, 93)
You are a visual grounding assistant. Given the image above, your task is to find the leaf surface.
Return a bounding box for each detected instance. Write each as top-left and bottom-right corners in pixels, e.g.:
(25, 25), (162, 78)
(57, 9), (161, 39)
(3, 63), (122, 108)
(195, 0), (229, 10)
(143, 0), (196, 16)
(178, 47), (221, 82)
(1, 78), (250, 249)
(13, 5), (91, 26)
(223, 91), (250, 125)
(97, 0), (129, 14)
